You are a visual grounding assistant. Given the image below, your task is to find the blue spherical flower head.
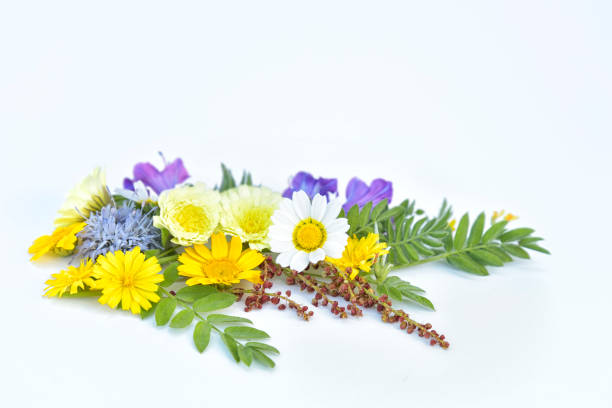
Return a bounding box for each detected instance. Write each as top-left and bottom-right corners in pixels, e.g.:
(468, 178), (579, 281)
(77, 202), (162, 261)
(282, 171), (338, 200)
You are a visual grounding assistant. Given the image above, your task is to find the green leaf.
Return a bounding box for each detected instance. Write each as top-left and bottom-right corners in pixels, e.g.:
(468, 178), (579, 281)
(237, 344), (253, 366)
(194, 292), (237, 313)
(193, 321), (211, 353)
(453, 213), (470, 250)
(224, 326), (270, 340)
(347, 204), (360, 231)
(499, 228), (535, 242)
(482, 220), (508, 243)
(371, 199), (388, 220)
(207, 314), (253, 324)
(160, 262), (180, 287)
(155, 297), (177, 326)
(448, 253), (489, 275)
(251, 349), (275, 368)
(400, 291), (435, 310)
(468, 249), (504, 266)
(176, 285), (218, 302)
(487, 246), (513, 262)
(144, 249), (161, 259)
(140, 303), (157, 320)
(245, 342), (280, 354)
(359, 202), (373, 226)
(467, 212), (485, 247)
(169, 309), (195, 328)
(520, 242), (550, 254)
(221, 334), (240, 362)
(501, 244), (530, 259)
(388, 286), (403, 301)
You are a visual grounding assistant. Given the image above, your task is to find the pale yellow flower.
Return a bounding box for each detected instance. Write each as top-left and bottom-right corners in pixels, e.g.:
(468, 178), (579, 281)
(153, 183), (221, 246)
(55, 167), (111, 227)
(219, 185), (281, 250)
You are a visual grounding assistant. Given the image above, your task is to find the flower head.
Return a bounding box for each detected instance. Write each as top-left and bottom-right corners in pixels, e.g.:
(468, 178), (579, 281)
(178, 233), (265, 285)
(219, 185), (281, 250)
(43, 259), (96, 297)
(55, 167), (112, 227)
(77, 202), (161, 261)
(28, 222), (86, 261)
(269, 190), (349, 272)
(92, 247), (163, 314)
(124, 153), (189, 195)
(282, 171), (338, 200)
(343, 177), (393, 213)
(327, 233), (389, 279)
(492, 210), (519, 223)
(115, 181), (158, 205)
(153, 183), (221, 246)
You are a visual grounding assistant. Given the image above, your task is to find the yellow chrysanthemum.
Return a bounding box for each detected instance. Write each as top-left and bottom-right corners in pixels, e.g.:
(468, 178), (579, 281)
(92, 247), (163, 314)
(43, 259), (96, 297)
(219, 185), (281, 250)
(55, 167), (111, 227)
(327, 233), (389, 279)
(178, 233), (265, 286)
(153, 183), (221, 246)
(28, 222), (86, 261)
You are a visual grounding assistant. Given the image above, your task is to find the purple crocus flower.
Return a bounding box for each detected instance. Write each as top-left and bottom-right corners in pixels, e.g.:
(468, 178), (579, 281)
(343, 177), (393, 213)
(282, 171), (338, 200)
(123, 153), (189, 195)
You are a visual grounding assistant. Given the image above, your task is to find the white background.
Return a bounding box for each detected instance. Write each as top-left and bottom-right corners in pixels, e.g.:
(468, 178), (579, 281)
(1, 1), (610, 407)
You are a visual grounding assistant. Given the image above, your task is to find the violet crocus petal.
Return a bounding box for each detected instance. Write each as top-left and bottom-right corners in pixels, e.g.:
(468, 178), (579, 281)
(343, 177), (393, 213)
(123, 177), (135, 191)
(159, 158), (190, 192)
(283, 171), (338, 200)
(132, 162), (166, 194)
(318, 177), (338, 197)
(292, 171), (317, 197)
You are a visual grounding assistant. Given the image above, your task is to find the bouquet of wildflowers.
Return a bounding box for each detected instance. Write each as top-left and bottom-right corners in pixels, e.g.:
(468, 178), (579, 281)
(29, 154), (549, 368)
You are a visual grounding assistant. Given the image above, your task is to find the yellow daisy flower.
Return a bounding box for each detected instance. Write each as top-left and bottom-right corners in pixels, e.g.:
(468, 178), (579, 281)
(153, 183), (221, 246)
(327, 233), (389, 279)
(28, 222), (86, 261)
(178, 233), (265, 286)
(44, 259), (96, 297)
(92, 247), (163, 314)
(219, 185), (281, 250)
(55, 167), (111, 227)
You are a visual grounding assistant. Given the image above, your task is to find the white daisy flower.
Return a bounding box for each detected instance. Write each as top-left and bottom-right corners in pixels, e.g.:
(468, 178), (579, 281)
(269, 190), (349, 272)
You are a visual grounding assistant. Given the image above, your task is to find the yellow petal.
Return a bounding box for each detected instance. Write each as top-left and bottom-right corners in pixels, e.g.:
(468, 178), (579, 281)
(228, 235), (243, 261)
(211, 233), (228, 259)
(236, 250), (265, 271)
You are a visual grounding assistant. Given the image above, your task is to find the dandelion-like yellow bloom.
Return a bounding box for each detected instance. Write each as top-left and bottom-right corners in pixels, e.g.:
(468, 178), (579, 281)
(448, 219), (457, 231)
(153, 183), (221, 246)
(92, 247), (163, 314)
(327, 233), (389, 279)
(178, 233), (265, 286)
(219, 185), (281, 250)
(55, 167), (111, 227)
(43, 259), (96, 297)
(28, 222), (86, 261)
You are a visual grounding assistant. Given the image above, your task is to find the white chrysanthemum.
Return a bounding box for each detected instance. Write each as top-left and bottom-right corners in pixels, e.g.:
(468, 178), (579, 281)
(153, 183), (221, 246)
(269, 190), (349, 272)
(219, 185), (281, 250)
(54, 167), (111, 227)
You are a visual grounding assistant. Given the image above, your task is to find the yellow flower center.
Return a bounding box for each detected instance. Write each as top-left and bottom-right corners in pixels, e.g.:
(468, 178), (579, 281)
(203, 260), (241, 280)
(175, 203), (209, 233)
(239, 207), (273, 234)
(293, 218), (327, 252)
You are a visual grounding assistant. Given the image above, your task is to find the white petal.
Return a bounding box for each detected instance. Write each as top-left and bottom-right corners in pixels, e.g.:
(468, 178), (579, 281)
(326, 218), (349, 234)
(269, 240), (295, 253)
(268, 225), (294, 241)
(309, 248), (326, 263)
(279, 199), (300, 224)
(276, 249), (297, 267)
(310, 194), (327, 221)
(271, 211), (297, 228)
(292, 190), (311, 220)
(323, 237), (348, 258)
(289, 251), (310, 272)
(321, 196), (344, 225)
